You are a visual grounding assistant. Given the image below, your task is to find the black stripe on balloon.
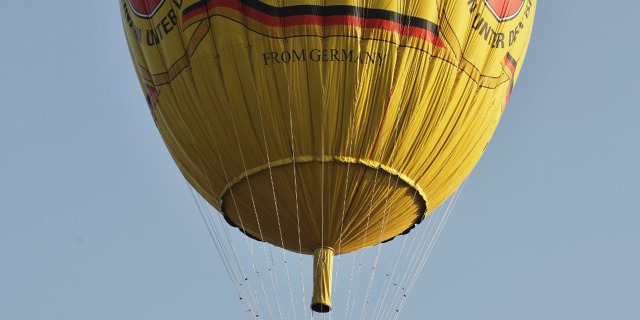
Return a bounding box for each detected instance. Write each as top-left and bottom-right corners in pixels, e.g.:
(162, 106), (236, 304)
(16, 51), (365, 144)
(505, 51), (518, 70)
(183, 0), (440, 36)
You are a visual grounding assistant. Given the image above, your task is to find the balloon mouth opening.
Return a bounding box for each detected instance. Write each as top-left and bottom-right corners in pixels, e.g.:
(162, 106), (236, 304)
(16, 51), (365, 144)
(311, 302), (332, 313)
(219, 157), (429, 254)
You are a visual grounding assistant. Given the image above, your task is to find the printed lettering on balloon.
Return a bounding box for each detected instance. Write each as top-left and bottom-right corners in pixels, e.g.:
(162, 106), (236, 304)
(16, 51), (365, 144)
(467, 0), (533, 48)
(121, 0), (184, 46)
(262, 49), (388, 67)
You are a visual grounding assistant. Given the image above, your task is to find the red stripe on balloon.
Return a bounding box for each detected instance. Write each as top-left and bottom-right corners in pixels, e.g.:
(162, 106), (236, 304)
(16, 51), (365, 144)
(182, 0), (444, 47)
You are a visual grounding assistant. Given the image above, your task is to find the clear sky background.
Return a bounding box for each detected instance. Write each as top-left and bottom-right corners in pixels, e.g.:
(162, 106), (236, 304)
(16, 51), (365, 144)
(1, 2), (639, 320)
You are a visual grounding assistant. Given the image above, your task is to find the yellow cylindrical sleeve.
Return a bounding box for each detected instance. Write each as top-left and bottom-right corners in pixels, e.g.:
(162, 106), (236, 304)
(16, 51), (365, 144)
(311, 247), (334, 313)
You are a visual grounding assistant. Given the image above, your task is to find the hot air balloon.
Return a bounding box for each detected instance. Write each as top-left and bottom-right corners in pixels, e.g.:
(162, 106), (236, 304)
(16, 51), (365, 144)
(121, 0), (535, 314)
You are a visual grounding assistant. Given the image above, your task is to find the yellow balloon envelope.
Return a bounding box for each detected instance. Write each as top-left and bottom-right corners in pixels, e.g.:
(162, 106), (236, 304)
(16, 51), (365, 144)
(121, 0), (535, 312)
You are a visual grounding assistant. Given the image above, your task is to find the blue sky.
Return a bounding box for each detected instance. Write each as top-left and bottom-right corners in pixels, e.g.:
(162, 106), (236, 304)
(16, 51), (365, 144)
(1, 2), (639, 319)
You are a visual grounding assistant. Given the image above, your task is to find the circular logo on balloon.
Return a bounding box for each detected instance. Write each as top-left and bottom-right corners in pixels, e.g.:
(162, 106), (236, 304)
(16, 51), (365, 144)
(128, 0), (165, 18)
(483, 0), (524, 21)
